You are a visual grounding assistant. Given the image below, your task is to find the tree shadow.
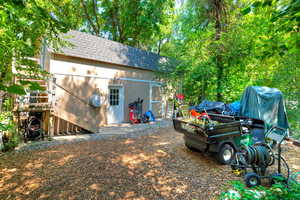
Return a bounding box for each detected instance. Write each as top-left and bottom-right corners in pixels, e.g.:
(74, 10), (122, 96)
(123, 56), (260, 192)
(0, 129), (239, 200)
(52, 53), (163, 128)
(53, 57), (108, 130)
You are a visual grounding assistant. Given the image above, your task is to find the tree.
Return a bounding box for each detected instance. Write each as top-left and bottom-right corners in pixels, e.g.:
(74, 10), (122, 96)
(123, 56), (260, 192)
(78, 0), (175, 50)
(161, 0), (299, 136)
(0, 0), (79, 150)
(0, 0), (77, 95)
(161, 0), (232, 101)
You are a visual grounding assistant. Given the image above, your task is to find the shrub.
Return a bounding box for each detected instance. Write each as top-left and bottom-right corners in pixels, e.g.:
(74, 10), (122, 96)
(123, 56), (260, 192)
(219, 180), (300, 200)
(0, 112), (20, 152)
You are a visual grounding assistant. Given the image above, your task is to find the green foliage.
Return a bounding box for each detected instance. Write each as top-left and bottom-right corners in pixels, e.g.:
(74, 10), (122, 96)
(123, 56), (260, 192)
(0, 112), (14, 132)
(0, 0), (76, 95)
(160, 0), (300, 135)
(0, 111), (19, 152)
(0, 0), (76, 150)
(161, 0), (248, 102)
(77, 0), (175, 50)
(6, 85), (26, 95)
(219, 180), (300, 200)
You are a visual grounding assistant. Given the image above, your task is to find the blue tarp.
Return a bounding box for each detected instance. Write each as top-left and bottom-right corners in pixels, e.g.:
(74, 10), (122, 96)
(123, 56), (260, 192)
(190, 100), (240, 116)
(193, 100), (225, 113)
(229, 101), (240, 114)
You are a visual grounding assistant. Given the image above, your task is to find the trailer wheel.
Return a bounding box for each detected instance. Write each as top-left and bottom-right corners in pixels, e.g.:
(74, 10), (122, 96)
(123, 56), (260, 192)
(245, 172), (261, 187)
(217, 144), (235, 165)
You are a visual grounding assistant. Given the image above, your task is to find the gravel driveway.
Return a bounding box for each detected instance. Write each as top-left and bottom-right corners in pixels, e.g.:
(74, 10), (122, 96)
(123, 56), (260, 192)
(1, 128), (299, 200)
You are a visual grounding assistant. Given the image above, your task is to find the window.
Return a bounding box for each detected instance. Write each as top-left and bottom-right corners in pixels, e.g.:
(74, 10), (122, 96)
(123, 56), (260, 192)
(109, 88), (119, 106)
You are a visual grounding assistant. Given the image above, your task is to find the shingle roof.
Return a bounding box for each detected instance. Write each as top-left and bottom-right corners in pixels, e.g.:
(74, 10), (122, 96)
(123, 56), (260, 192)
(50, 30), (167, 71)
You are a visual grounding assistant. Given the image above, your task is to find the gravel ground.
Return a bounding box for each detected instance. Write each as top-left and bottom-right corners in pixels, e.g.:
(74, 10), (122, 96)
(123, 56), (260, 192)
(1, 128), (299, 200)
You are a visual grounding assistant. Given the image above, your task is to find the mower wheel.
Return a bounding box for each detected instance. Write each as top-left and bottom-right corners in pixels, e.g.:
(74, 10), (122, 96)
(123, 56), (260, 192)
(245, 172), (261, 187)
(217, 144), (235, 165)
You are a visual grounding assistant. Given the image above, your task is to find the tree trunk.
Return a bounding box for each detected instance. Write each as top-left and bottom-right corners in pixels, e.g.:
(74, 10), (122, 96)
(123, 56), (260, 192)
(213, 0), (224, 101)
(216, 55), (223, 101)
(157, 39), (162, 55)
(81, 0), (100, 35)
(0, 91), (4, 112)
(92, 0), (101, 35)
(111, 0), (120, 42)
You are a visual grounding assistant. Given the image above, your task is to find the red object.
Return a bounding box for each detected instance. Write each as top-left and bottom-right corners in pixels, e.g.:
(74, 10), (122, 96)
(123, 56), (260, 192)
(176, 94), (184, 100)
(190, 110), (211, 120)
(200, 112), (210, 119)
(190, 110), (200, 117)
(129, 108), (139, 124)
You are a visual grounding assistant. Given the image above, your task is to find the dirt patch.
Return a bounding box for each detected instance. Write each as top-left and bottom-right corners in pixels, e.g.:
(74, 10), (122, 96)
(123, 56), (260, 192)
(282, 141), (300, 173)
(0, 128), (299, 200)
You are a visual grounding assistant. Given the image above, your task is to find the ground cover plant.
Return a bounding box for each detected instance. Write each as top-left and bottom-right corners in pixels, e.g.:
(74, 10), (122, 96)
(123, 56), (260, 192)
(219, 179), (300, 200)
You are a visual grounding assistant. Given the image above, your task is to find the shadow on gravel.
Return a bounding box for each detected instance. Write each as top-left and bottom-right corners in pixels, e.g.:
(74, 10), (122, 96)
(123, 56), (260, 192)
(0, 128), (237, 200)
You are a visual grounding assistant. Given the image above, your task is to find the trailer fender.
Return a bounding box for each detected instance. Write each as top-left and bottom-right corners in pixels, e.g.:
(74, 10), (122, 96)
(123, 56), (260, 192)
(208, 144), (218, 152)
(217, 140), (237, 153)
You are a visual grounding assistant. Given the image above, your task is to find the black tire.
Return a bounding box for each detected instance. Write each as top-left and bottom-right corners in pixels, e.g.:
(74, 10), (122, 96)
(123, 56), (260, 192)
(245, 172), (261, 187)
(217, 144), (235, 165)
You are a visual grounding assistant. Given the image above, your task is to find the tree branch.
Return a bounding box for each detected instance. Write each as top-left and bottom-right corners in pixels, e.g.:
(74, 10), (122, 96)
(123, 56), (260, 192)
(80, 0), (100, 35)
(92, 0), (101, 35)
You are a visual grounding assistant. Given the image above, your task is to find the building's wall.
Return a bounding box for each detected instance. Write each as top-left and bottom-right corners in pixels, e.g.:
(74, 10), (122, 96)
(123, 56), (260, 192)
(50, 54), (154, 80)
(50, 54), (163, 128)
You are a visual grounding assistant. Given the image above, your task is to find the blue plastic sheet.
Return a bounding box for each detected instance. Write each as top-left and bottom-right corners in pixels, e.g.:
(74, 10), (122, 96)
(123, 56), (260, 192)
(239, 86), (289, 129)
(190, 100), (240, 116)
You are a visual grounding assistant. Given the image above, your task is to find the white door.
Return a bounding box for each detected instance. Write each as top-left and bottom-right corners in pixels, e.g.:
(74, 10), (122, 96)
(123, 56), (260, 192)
(107, 86), (124, 124)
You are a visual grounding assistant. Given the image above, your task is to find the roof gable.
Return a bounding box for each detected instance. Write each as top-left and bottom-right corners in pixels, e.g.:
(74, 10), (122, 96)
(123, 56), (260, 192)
(50, 30), (167, 71)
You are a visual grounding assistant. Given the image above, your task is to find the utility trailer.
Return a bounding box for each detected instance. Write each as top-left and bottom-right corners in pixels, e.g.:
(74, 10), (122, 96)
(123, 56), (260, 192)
(173, 114), (264, 164)
(173, 86), (289, 165)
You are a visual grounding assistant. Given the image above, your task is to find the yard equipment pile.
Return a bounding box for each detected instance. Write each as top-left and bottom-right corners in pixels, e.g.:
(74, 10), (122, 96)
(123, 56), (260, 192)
(173, 86), (291, 187)
(173, 86), (289, 165)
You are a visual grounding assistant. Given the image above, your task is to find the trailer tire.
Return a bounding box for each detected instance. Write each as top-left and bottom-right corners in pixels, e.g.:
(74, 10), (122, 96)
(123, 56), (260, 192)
(217, 144), (235, 165)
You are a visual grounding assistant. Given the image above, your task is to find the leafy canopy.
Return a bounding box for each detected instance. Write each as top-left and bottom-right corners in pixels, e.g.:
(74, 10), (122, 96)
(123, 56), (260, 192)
(0, 0), (77, 94)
